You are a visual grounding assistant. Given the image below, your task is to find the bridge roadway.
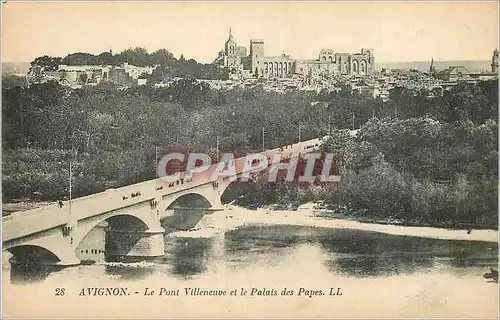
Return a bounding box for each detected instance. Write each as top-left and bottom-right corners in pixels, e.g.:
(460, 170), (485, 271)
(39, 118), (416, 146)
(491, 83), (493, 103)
(3, 133), (360, 244)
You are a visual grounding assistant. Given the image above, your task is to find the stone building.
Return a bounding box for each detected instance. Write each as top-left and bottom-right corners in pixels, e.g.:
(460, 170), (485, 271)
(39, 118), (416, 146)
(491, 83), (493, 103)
(27, 63), (156, 88)
(108, 63), (156, 86)
(294, 48), (374, 79)
(214, 29), (375, 79)
(57, 65), (112, 85)
(250, 39), (295, 78)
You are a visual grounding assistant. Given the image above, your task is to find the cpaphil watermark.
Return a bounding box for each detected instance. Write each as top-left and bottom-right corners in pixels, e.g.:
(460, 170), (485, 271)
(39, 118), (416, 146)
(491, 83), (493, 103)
(156, 152), (341, 185)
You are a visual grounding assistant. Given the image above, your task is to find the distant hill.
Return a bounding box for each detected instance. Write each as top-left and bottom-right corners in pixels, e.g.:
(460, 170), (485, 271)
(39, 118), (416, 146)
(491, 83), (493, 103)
(376, 60), (492, 73)
(2, 62), (31, 76)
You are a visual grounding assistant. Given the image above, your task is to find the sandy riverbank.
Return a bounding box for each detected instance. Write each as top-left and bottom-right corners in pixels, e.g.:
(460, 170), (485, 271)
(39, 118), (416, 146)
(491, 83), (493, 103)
(174, 203), (499, 243)
(3, 199), (497, 243)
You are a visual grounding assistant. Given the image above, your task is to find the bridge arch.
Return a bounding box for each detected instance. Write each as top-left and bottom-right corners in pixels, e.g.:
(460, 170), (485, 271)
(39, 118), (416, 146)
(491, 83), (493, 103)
(220, 178), (258, 206)
(75, 212), (165, 263)
(161, 192), (214, 231)
(161, 189), (216, 212)
(4, 232), (81, 266)
(7, 244), (60, 265)
(73, 212), (155, 250)
(165, 192), (213, 210)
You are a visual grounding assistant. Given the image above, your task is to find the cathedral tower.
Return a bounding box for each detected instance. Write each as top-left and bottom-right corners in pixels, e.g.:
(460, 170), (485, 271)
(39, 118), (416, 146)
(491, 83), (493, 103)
(225, 28), (237, 57)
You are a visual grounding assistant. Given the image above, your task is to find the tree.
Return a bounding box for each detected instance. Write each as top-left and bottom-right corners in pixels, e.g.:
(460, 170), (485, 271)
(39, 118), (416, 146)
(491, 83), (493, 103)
(116, 47), (150, 66)
(62, 52), (99, 66)
(31, 55), (62, 71)
(97, 51), (114, 65)
(79, 73), (88, 84)
(150, 49), (175, 66)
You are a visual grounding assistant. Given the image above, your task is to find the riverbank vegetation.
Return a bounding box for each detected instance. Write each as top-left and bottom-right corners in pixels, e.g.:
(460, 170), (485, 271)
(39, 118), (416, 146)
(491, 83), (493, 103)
(2, 72), (497, 228)
(222, 82), (499, 229)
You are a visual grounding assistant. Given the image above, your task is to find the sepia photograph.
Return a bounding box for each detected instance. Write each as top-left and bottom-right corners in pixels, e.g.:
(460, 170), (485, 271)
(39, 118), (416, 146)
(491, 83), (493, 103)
(1, 1), (499, 318)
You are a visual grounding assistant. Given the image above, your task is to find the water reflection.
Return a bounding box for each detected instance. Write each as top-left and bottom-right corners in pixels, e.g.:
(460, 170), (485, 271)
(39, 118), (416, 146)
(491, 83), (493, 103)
(448, 256), (498, 269)
(224, 226), (299, 268)
(316, 228), (498, 277)
(325, 254), (434, 277)
(104, 264), (155, 280)
(9, 262), (63, 284)
(224, 226), (498, 278)
(3, 225), (498, 284)
(161, 237), (212, 278)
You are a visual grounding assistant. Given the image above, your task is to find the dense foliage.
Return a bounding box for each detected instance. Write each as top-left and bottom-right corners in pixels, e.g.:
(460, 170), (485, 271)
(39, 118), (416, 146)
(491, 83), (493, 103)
(2, 75), (27, 89)
(30, 48), (227, 80)
(319, 117), (498, 228)
(2, 78), (498, 228)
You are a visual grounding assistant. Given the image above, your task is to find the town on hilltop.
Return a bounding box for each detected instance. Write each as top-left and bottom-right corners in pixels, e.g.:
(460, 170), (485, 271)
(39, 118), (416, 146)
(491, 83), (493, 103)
(24, 30), (499, 101)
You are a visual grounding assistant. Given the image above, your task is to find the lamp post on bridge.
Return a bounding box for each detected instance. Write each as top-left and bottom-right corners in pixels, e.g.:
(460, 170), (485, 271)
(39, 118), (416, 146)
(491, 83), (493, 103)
(298, 122), (302, 142)
(216, 135), (220, 163)
(154, 146), (160, 179)
(66, 134), (79, 232)
(69, 160), (72, 218)
(328, 115), (332, 136)
(64, 158), (77, 241)
(262, 127), (265, 152)
(62, 131), (83, 243)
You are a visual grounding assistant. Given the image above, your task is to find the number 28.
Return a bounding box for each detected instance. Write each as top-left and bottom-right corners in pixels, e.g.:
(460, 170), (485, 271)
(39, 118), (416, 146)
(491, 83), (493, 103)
(55, 288), (65, 296)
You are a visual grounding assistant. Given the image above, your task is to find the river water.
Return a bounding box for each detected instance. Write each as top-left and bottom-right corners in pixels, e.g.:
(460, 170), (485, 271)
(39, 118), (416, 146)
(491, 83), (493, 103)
(2, 210), (498, 318)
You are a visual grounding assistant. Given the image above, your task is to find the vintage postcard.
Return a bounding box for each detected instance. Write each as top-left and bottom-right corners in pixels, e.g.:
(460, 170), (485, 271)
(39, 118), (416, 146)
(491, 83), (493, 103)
(1, 1), (499, 318)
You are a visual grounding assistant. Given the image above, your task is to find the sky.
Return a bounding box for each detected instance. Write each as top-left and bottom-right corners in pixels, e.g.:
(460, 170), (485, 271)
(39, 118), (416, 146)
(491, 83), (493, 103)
(2, 1), (499, 63)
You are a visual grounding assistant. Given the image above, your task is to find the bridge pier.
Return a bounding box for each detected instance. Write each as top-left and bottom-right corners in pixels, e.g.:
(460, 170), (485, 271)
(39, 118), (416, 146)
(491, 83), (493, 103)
(104, 227), (165, 260)
(60, 222), (81, 266)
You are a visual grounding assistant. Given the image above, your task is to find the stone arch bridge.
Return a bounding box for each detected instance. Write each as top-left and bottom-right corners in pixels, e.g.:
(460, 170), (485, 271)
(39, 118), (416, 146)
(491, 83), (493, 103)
(3, 132), (358, 266)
